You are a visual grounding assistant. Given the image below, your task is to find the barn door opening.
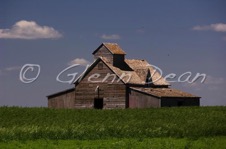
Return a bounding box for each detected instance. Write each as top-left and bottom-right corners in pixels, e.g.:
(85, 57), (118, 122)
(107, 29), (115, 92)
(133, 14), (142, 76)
(94, 98), (103, 109)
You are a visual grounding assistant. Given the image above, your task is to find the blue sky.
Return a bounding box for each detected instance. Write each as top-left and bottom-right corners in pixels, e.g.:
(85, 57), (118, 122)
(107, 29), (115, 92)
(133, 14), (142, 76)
(0, 0), (226, 106)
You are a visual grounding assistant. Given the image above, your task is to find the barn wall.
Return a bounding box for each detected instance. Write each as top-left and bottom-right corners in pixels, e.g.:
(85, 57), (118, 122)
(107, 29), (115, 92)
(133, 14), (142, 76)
(48, 90), (75, 109)
(128, 89), (160, 108)
(161, 98), (200, 107)
(75, 61), (126, 109)
(104, 97), (126, 109)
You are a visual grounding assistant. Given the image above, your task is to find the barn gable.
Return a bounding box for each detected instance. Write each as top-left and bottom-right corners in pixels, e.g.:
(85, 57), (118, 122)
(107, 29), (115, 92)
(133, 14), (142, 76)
(92, 43), (127, 69)
(74, 57), (127, 109)
(92, 43), (126, 55)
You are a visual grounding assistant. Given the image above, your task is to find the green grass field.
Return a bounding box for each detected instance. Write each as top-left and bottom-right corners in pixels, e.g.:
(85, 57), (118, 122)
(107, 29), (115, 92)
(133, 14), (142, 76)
(0, 106), (226, 148)
(1, 137), (226, 149)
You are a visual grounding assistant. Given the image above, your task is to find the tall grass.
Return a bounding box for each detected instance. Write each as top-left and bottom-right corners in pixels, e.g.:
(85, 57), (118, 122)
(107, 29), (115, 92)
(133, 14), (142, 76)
(0, 106), (226, 141)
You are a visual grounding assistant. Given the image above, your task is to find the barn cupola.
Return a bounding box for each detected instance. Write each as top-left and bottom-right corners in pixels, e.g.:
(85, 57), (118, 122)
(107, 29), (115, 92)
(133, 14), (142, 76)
(92, 43), (126, 68)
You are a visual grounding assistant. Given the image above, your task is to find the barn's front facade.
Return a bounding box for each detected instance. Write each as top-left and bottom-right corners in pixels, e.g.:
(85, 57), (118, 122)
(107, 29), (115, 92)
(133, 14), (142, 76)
(47, 43), (200, 109)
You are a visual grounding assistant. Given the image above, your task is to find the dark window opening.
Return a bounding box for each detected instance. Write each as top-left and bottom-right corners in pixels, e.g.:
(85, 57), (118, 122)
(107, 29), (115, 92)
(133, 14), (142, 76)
(98, 63), (103, 70)
(145, 69), (152, 87)
(177, 101), (183, 107)
(94, 98), (103, 109)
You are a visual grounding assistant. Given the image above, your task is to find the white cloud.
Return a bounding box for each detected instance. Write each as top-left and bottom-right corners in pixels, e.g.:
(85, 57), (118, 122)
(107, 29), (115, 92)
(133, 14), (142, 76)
(0, 20), (62, 39)
(204, 75), (225, 85)
(136, 27), (145, 33)
(182, 75), (225, 91)
(192, 25), (210, 31)
(192, 23), (226, 32)
(101, 34), (121, 40)
(0, 66), (21, 76)
(68, 58), (90, 66)
(136, 29), (145, 33)
(5, 66), (21, 71)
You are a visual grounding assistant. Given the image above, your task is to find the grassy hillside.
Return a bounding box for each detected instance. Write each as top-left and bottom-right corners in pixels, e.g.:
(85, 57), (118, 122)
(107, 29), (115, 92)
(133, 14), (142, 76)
(0, 106), (226, 142)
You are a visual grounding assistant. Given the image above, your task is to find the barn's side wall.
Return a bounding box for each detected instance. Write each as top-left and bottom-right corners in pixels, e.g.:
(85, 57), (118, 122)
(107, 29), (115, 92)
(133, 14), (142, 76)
(75, 61), (126, 109)
(161, 97), (200, 107)
(128, 89), (160, 108)
(48, 90), (75, 108)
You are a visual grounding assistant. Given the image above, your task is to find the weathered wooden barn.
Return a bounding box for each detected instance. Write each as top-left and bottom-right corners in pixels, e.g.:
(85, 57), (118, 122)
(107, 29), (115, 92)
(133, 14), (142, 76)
(47, 43), (200, 109)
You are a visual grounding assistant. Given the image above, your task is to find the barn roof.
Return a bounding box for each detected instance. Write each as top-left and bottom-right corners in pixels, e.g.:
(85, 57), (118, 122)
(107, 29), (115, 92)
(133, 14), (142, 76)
(125, 59), (169, 86)
(130, 87), (200, 98)
(47, 88), (74, 98)
(92, 43), (126, 55)
(100, 57), (169, 86)
(74, 56), (169, 86)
